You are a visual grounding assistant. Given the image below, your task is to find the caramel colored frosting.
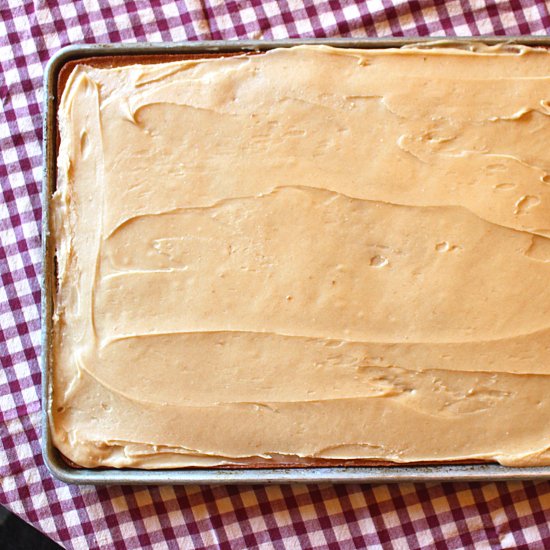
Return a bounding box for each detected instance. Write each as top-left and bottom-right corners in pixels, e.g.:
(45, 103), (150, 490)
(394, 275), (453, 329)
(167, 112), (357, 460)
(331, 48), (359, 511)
(52, 44), (550, 468)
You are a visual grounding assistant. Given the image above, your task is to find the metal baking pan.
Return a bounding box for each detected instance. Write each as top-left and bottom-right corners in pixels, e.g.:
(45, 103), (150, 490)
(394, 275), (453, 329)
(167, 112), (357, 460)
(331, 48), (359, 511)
(42, 37), (550, 484)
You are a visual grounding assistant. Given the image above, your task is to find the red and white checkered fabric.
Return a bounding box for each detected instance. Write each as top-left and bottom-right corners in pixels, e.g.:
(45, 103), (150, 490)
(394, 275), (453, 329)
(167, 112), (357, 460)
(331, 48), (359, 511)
(2, 1), (550, 548)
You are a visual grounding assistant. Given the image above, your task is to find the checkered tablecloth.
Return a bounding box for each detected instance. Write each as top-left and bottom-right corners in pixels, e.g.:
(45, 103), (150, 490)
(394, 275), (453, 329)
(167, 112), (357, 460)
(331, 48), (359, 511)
(2, 1), (550, 548)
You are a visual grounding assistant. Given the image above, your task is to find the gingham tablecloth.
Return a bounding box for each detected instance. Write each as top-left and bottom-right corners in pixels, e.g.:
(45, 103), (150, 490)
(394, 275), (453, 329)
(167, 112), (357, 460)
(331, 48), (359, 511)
(2, 1), (550, 548)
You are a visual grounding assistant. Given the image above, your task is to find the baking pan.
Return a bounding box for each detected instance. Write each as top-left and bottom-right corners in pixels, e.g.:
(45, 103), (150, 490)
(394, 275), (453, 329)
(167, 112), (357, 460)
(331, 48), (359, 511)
(42, 37), (550, 484)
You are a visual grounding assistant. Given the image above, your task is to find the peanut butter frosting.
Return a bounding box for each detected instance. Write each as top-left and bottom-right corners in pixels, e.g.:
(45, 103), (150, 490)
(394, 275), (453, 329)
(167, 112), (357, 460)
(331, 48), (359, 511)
(52, 44), (550, 468)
